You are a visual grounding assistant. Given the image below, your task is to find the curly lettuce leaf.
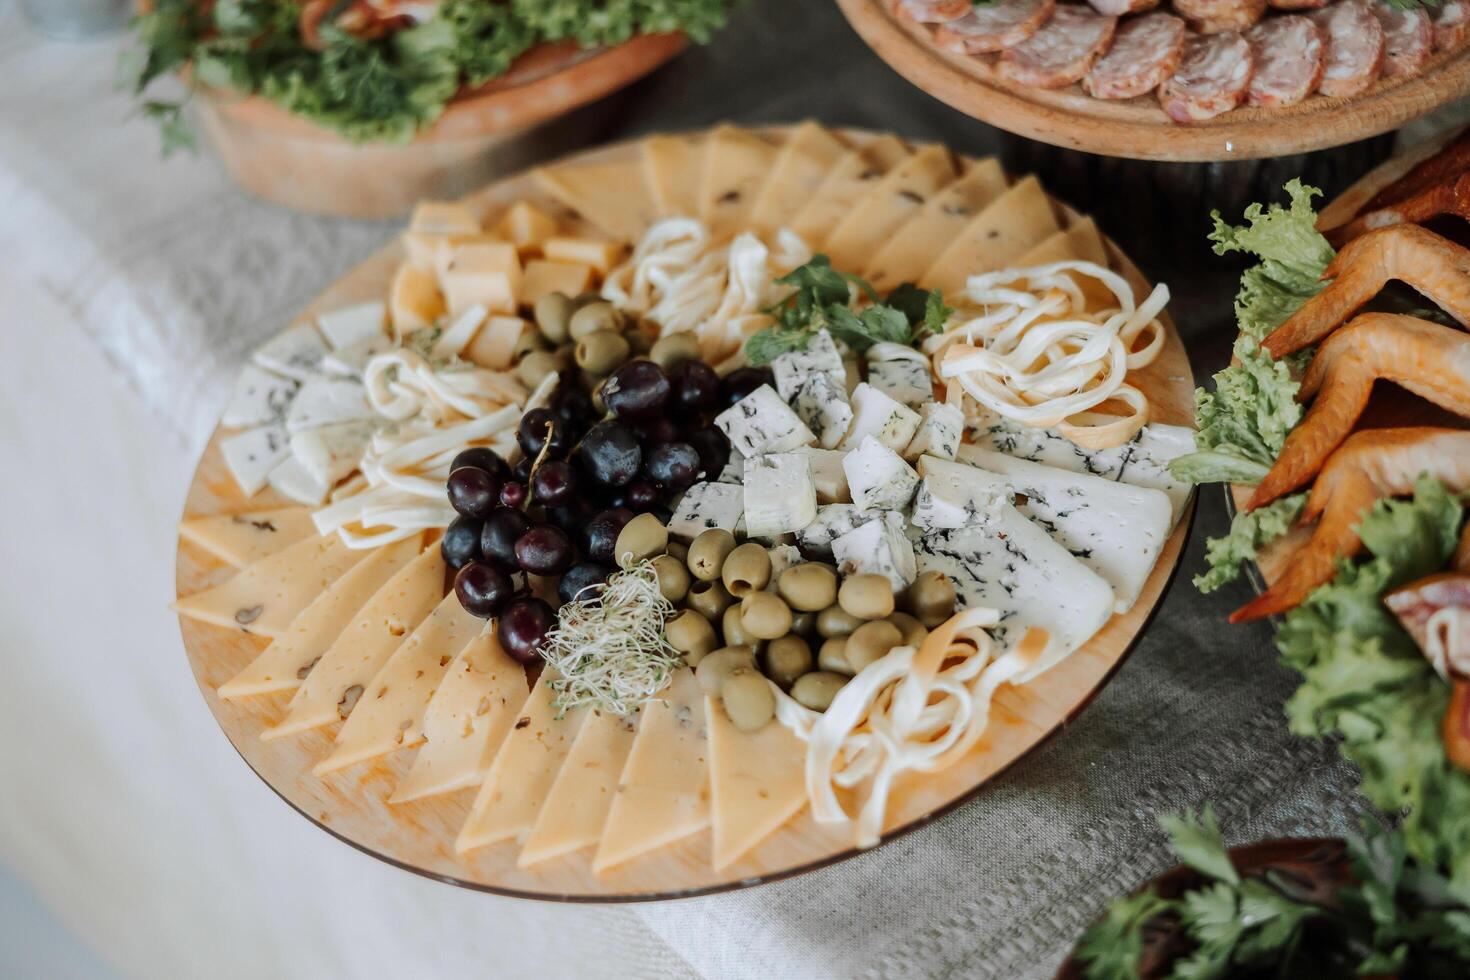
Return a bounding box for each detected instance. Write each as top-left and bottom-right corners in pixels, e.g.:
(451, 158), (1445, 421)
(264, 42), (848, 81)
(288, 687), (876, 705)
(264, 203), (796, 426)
(1194, 493), (1306, 593)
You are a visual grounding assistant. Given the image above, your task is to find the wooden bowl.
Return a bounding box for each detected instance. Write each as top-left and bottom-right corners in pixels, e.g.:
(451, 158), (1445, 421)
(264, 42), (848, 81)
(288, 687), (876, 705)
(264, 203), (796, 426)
(835, 0), (1470, 163)
(193, 34), (687, 219)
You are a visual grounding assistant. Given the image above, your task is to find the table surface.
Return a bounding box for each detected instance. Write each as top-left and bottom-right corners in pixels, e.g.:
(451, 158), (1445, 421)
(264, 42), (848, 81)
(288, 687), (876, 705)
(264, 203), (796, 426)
(2, 1), (1462, 978)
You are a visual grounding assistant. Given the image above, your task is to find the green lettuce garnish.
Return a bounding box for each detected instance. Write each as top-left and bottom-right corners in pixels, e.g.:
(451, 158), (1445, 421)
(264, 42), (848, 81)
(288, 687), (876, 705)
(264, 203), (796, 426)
(1194, 493), (1306, 593)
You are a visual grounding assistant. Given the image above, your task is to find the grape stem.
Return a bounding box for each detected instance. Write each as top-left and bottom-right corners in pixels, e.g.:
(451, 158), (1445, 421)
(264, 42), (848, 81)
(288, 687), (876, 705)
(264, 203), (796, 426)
(522, 419), (556, 511)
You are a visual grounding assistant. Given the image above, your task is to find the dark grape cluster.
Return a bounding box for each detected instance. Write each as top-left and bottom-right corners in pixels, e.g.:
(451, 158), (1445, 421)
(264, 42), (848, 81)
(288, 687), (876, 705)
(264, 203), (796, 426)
(440, 361), (774, 662)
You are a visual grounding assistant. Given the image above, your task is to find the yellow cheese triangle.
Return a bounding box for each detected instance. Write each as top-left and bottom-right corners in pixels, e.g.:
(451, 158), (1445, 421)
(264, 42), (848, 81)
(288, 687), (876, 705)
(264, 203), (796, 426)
(788, 135), (911, 250)
(919, 175), (1060, 295)
(262, 547), (444, 739)
(747, 121), (848, 238)
(390, 627), (530, 803)
(314, 590), (485, 775)
(698, 124), (778, 242)
(457, 669), (588, 853)
(218, 535), (423, 699)
(179, 507), (318, 570)
(174, 534), (366, 640)
(821, 144), (960, 274)
(517, 707), (640, 867)
(642, 133), (705, 218)
(864, 158), (1008, 290)
(706, 696), (809, 870)
(593, 668), (710, 873)
(1014, 217), (1116, 313)
(532, 160), (656, 242)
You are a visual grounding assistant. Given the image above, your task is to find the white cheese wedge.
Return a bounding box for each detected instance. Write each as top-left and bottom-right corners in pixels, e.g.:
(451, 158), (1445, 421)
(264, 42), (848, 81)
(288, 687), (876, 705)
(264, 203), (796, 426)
(319, 335), (395, 378)
(707, 694), (808, 869)
(174, 534), (365, 640)
(457, 670), (589, 853)
(267, 456), (331, 506)
(289, 420), (375, 488)
(518, 708), (640, 867)
(221, 424), (290, 496)
(911, 455), (1010, 530)
(285, 377), (373, 434)
(903, 401), (964, 462)
(866, 357), (933, 411)
(715, 384), (815, 457)
(795, 503), (880, 560)
(743, 453), (818, 537)
(956, 446), (1173, 614)
(832, 510), (916, 592)
(840, 383), (921, 453)
(390, 627), (530, 803)
(793, 446), (850, 504)
(317, 301), (387, 350)
(178, 506), (317, 570)
(315, 592), (486, 774)
(594, 667), (710, 872)
(844, 436), (919, 513)
(262, 547), (445, 739)
(431, 304), (488, 359)
(223, 366), (299, 429)
(252, 323), (328, 382)
(772, 330), (846, 402)
(218, 535), (423, 699)
(915, 505), (1115, 680)
(668, 481), (744, 542)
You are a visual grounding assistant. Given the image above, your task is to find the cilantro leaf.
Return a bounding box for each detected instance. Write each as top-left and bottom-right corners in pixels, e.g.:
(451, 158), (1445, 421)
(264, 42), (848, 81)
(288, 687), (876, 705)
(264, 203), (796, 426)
(1194, 493), (1306, 593)
(1163, 806), (1241, 886)
(746, 256), (921, 365)
(1073, 887), (1176, 980)
(774, 254), (855, 309)
(922, 287), (954, 338)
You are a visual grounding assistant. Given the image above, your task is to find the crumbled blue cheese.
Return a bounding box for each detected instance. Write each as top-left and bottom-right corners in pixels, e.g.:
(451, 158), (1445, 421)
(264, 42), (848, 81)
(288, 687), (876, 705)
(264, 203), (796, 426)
(253, 324), (329, 382)
(285, 376), (374, 434)
(715, 385), (816, 457)
(791, 373), (854, 450)
(832, 511), (916, 591)
(772, 329), (846, 401)
(793, 447), (850, 504)
(866, 358), (933, 411)
(843, 436), (919, 513)
(316, 301), (387, 350)
(289, 420), (376, 487)
(911, 455), (1009, 531)
(223, 365), (300, 429)
(840, 383), (922, 452)
(903, 401), (964, 462)
(221, 424), (290, 497)
(668, 481), (744, 541)
(742, 453), (818, 537)
(795, 504), (880, 560)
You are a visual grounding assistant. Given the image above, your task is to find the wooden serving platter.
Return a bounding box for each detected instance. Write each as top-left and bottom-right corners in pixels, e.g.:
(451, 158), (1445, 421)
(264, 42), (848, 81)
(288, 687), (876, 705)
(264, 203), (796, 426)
(836, 0), (1470, 163)
(176, 127), (1198, 900)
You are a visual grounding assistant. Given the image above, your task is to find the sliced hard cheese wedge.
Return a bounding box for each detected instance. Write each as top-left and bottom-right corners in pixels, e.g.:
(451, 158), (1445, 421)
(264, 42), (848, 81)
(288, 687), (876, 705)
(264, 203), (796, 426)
(1014, 217), (1115, 312)
(821, 144), (959, 274)
(593, 668), (710, 873)
(533, 160), (657, 243)
(518, 708), (640, 867)
(389, 262), (445, 334)
(698, 125), (778, 242)
(390, 627), (529, 803)
(747, 121), (848, 238)
(457, 670), (588, 852)
(218, 535), (423, 699)
(864, 158), (1008, 290)
(175, 534), (364, 640)
(706, 695), (808, 870)
(314, 591), (485, 774)
(263, 546), (444, 739)
(788, 135), (911, 250)
(178, 507), (317, 570)
(955, 447), (1173, 614)
(642, 133), (705, 217)
(919, 175), (1060, 295)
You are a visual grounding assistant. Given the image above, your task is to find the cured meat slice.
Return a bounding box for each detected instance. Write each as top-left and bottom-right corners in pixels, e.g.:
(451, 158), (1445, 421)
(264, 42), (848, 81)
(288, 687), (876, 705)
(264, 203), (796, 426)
(1434, 0), (1470, 52)
(1174, 0), (1267, 34)
(997, 5), (1118, 88)
(1086, 0), (1160, 16)
(894, 0), (973, 23)
(1311, 1), (1386, 97)
(1246, 15), (1325, 106)
(1158, 31), (1254, 122)
(934, 0), (1056, 53)
(1373, 4), (1434, 77)
(1083, 12), (1186, 99)
(1268, 0), (1327, 10)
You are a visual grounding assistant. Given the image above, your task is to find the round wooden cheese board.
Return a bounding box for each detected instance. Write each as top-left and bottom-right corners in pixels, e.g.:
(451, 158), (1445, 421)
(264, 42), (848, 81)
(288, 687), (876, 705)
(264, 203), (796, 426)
(175, 126), (1199, 900)
(835, 0), (1470, 163)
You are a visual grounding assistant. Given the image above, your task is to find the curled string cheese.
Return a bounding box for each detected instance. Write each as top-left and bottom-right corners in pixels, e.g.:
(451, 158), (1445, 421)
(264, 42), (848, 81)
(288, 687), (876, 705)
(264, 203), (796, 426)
(773, 608), (1048, 848)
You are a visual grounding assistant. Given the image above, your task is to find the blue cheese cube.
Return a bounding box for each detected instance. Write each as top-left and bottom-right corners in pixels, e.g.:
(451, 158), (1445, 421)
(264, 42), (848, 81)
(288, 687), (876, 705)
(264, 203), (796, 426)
(223, 366), (299, 429)
(903, 401), (964, 462)
(843, 436), (919, 513)
(253, 324), (329, 382)
(289, 420), (376, 487)
(911, 455), (1010, 530)
(772, 329), (845, 401)
(715, 385), (815, 457)
(832, 511), (916, 591)
(793, 447), (850, 504)
(840, 383), (922, 452)
(766, 544), (803, 591)
(316, 301), (387, 350)
(286, 377), (374, 434)
(221, 424), (290, 497)
(791, 373), (853, 450)
(866, 356), (933, 410)
(667, 481), (744, 541)
(794, 504), (879, 559)
(742, 453), (818, 537)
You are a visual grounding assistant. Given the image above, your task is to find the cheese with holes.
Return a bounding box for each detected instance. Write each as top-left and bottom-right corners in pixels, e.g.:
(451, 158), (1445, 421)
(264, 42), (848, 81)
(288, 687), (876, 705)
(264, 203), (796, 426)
(267, 456), (331, 506)
(410, 201), (481, 235)
(642, 133), (705, 218)
(317, 301), (386, 350)
(521, 260), (593, 307)
(179, 507), (318, 570)
(912, 455), (1009, 530)
(542, 237), (621, 274)
(844, 437), (919, 513)
(440, 242), (521, 316)
(699, 125), (777, 240)
(220, 424), (290, 496)
(840, 383), (921, 452)
(743, 453), (818, 537)
(920, 175), (1060, 294)
(253, 324), (328, 382)
(222, 366), (298, 429)
(715, 384), (815, 457)
(747, 121), (848, 237)
(903, 401), (964, 462)
(864, 158), (1008, 290)
(789, 135), (911, 249)
(494, 201), (558, 253)
(668, 481), (744, 541)
(518, 708), (640, 867)
(707, 693), (808, 869)
(390, 262), (445, 333)
(832, 510), (916, 591)
(285, 377), (372, 433)
(822, 144), (959, 273)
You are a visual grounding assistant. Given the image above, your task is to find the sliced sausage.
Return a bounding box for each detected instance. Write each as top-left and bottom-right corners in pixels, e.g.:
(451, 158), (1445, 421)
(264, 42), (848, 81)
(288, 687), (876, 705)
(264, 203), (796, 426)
(1268, 0), (1328, 10)
(1173, 0), (1267, 34)
(997, 5), (1118, 88)
(894, 0), (974, 23)
(1084, 12), (1187, 99)
(1246, 15), (1325, 106)
(1310, 1), (1386, 97)
(934, 0), (1057, 53)
(1373, 4), (1434, 77)
(1434, 0), (1470, 51)
(1158, 30), (1254, 122)
(1087, 0), (1160, 16)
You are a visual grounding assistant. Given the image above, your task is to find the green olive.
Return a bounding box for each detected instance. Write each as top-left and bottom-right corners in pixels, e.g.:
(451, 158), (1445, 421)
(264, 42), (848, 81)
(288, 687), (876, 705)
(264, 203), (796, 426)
(650, 554), (690, 603)
(533, 291), (575, 344)
(695, 646), (756, 696)
(722, 543), (772, 597)
(649, 332), (702, 370)
(665, 609), (717, 665)
(614, 513), (668, 568)
(553, 344), (576, 372)
(626, 323), (657, 355)
(790, 611), (816, 637)
(568, 300), (621, 340)
(777, 563), (838, 612)
(887, 611), (929, 648)
(687, 529), (737, 582)
(685, 579), (734, 621)
(721, 668), (775, 732)
(792, 671), (847, 712)
(515, 350), (558, 389)
(740, 591), (793, 641)
(763, 635), (813, 689)
(574, 328), (630, 377)
(846, 620), (903, 674)
(512, 325), (549, 361)
(666, 540), (689, 564)
(838, 573), (895, 621)
(905, 570), (957, 627)
(721, 604), (760, 650)
(816, 603), (864, 638)
(818, 636), (854, 676)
